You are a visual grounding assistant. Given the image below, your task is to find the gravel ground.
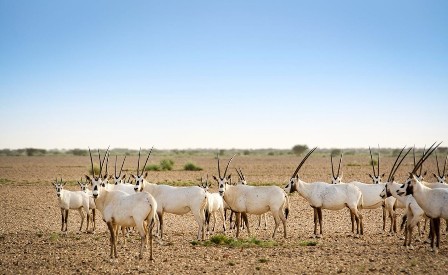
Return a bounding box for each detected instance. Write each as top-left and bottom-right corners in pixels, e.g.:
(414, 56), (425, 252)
(1, 155), (448, 274)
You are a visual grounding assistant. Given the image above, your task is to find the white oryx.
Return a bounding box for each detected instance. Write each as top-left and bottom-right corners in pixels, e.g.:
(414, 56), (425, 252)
(199, 175), (226, 233)
(77, 177), (96, 232)
(330, 147), (410, 234)
(133, 148), (208, 240)
(215, 155), (290, 239)
(381, 180), (426, 248)
(86, 147), (158, 260)
(284, 148), (363, 237)
(53, 178), (92, 233)
(399, 142), (447, 252)
(235, 168), (269, 230)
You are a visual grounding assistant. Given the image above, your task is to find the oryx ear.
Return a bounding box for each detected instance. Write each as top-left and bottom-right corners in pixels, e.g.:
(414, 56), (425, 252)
(108, 175), (113, 180)
(143, 171), (148, 179)
(213, 176), (218, 182)
(381, 173), (385, 178)
(85, 175), (92, 182)
(296, 174), (299, 180)
(433, 173), (438, 180)
(226, 174), (231, 180)
(131, 174), (136, 179)
(368, 174), (374, 180)
(422, 171), (427, 177)
(102, 174), (108, 180)
(121, 174), (126, 180)
(52, 182), (56, 186)
(77, 181), (81, 186)
(62, 181), (67, 186)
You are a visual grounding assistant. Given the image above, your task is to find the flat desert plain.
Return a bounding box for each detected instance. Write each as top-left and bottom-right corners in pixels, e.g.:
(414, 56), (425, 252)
(1, 154), (448, 274)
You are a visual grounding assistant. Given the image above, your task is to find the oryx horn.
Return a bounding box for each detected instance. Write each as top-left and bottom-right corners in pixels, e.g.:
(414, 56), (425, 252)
(291, 147), (317, 179)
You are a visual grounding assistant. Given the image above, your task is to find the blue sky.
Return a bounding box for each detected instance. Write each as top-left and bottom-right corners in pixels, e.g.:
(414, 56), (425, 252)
(0, 0), (447, 149)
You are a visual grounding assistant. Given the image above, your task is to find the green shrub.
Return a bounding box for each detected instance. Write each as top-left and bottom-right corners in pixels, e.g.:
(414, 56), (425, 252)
(160, 159), (174, 171)
(292, 145), (308, 156)
(184, 162), (203, 171)
(145, 164), (160, 171)
(299, 240), (318, 246)
(88, 165), (100, 176)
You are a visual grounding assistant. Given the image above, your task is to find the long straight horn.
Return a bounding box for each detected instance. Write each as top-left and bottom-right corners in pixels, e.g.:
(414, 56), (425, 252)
(97, 149), (102, 177)
(387, 146), (406, 182)
(337, 153), (343, 178)
(443, 155), (447, 177)
(223, 154), (236, 178)
(390, 147), (412, 181)
(217, 153), (221, 178)
(235, 168), (243, 180)
(377, 145), (380, 177)
(291, 147), (317, 178)
(239, 168), (245, 180)
(137, 148), (141, 176)
(114, 155), (118, 178)
(369, 147), (376, 177)
(435, 152), (441, 177)
(98, 146), (110, 178)
(119, 155), (127, 177)
(104, 151), (109, 177)
(412, 142), (441, 175)
(413, 146), (416, 167)
(140, 146), (154, 176)
(419, 145), (427, 176)
(331, 154), (335, 178)
(88, 147), (95, 177)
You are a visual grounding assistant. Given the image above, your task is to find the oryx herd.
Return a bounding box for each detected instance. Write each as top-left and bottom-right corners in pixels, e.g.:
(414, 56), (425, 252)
(52, 141), (448, 260)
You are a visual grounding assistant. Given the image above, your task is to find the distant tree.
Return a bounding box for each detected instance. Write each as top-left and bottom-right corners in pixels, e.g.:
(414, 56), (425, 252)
(292, 145), (308, 156)
(331, 149), (342, 157)
(219, 149), (226, 156)
(69, 149), (87, 156)
(25, 148), (46, 156)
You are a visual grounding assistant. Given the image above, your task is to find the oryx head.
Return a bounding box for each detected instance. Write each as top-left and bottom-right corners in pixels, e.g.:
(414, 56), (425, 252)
(284, 147), (317, 194)
(433, 151), (447, 184)
(77, 177), (88, 192)
(235, 168), (247, 185)
(330, 152), (343, 184)
(213, 154), (235, 197)
(199, 175), (211, 191)
(368, 146), (385, 184)
(85, 147), (109, 198)
(401, 142), (441, 196)
(109, 155), (127, 185)
(132, 147), (153, 192)
(52, 178), (66, 197)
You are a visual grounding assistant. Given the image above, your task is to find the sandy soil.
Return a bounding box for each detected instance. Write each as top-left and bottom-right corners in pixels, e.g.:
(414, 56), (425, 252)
(1, 155), (448, 274)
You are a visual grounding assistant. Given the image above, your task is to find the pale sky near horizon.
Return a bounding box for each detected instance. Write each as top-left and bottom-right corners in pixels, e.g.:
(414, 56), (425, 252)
(0, 1), (447, 150)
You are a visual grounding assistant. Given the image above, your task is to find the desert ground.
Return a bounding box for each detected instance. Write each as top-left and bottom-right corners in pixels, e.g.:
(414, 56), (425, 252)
(1, 153), (448, 274)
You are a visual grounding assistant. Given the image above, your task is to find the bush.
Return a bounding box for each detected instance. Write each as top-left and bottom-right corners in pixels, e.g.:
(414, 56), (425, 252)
(184, 162), (203, 171)
(331, 149), (342, 157)
(292, 145), (308, 156)
(145, 164), (160, 171)
(160, 159), (174, 171)
(69, 149), (87, 156)
(25, 148), (47, 156)
(88, 165), (100, 176)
